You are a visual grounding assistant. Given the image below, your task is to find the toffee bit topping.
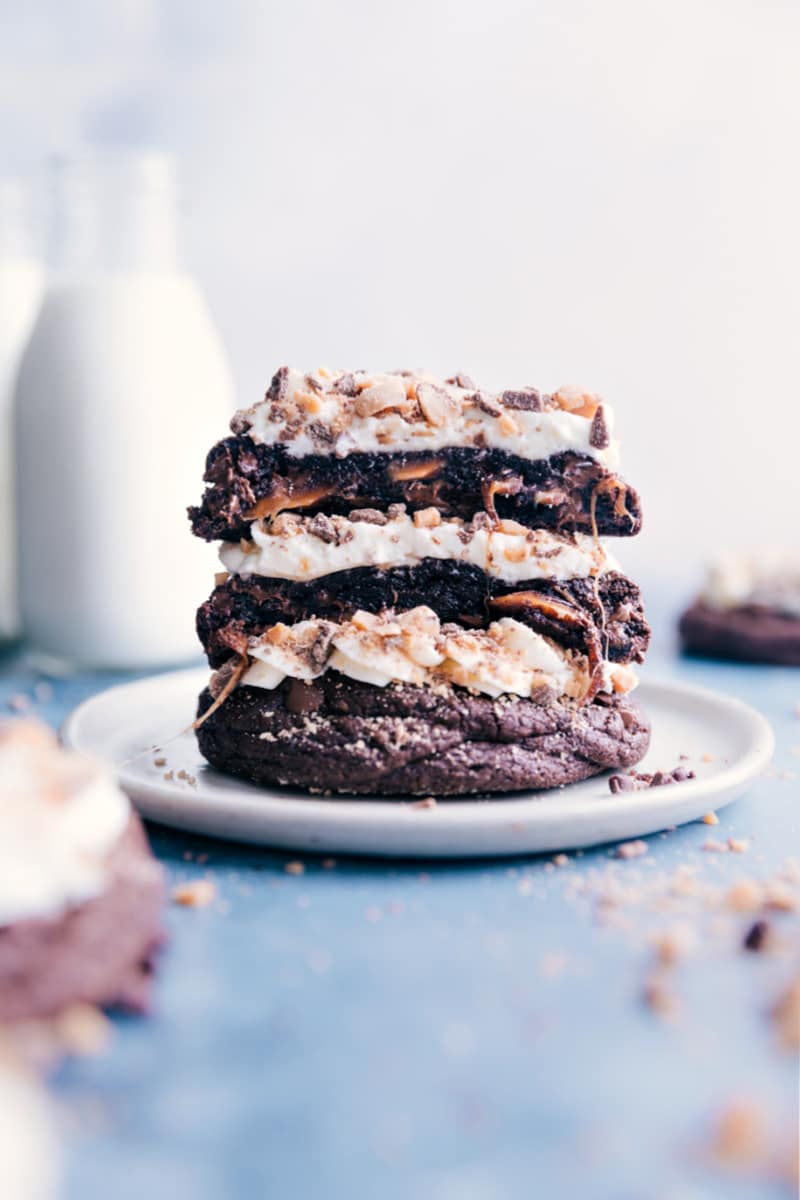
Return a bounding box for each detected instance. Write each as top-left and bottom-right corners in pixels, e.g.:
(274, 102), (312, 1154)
(471, 392), (503, 418)
(306, 513), (340, 544)
(348, 508), (388, 525)
(501, 388), (542, 411)
(266, 365), (292, 401)
(334, 372), (359, 396)
(416, 382), (459, 428)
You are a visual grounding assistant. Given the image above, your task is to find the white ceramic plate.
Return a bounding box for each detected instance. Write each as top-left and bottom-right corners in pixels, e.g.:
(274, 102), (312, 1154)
(61, 668), (773, 859)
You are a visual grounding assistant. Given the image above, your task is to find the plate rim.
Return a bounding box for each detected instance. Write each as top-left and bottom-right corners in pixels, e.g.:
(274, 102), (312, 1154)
(60, 667), (775, 847)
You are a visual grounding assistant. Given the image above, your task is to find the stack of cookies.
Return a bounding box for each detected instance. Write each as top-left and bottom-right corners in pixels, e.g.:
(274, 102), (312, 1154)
(190, 368), (651, 795)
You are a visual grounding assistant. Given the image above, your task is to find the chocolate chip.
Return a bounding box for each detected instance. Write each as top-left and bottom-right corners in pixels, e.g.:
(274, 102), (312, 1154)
(348, 508), (388, 525)
(501, 389), (542, 412)
(286, 679), (324, 714)
(743, 920), (769, 952)
(307, 513), (339, 543)
(609, 774), (636, 793)
(589, 405), (610, 450)
(386, 503), (407, 519)
(672, 767), (695, 782)
(650, 770), (665, 787)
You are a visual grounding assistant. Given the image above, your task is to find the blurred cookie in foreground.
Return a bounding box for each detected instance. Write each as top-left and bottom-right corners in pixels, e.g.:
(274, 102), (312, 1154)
(680, 550), (800, 666)
(0, 721), (165, 1023)
(0, 1060), (60, 1200)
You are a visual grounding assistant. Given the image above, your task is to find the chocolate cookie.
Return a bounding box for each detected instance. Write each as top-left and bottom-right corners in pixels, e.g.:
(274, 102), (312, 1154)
(679, 600), (800, 667)
(198, 564), (650, 668)
(195, 676), (650, 796)
(0, 815), (165, 1024)
(189, 440), (642, 542)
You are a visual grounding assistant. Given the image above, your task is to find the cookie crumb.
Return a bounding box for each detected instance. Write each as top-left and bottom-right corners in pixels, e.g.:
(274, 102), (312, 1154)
(284, 861), (305, 876)
(642, 973), (678, 1020)
(154, 757), (167, 767)
(552, 853), (570, 867)
(703, 811), (719, 825)
(321, 858), (337, 870)
(703, 838), (728, 853)
(411, 797), (437, 810)
(701, 753), (716, 763)
(539, 951), (567, 979)
(172, 879), (216, 907)
(771, 978), (800, 1051)
(55, 1003), (112, 1057)
(615, 839), (647, 860)
(728, 837), (750, 853)
(764, 881), (796, 911)
(709, 1100), (765, 1165)
(726, 880), (763, 912)
(652, 925), (695, 965)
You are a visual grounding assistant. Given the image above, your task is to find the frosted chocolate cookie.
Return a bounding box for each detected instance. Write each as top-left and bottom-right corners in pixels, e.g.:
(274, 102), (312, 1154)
(198, 512), (649, 669)
(680, 550), (800, 666)
(0, 722), (165, 1023)
(189, 369), (642, 542)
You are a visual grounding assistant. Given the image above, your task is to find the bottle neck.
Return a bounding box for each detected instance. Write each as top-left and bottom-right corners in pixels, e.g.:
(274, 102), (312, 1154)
(0, 177), (40, 263)
(49, 152), (181, 277)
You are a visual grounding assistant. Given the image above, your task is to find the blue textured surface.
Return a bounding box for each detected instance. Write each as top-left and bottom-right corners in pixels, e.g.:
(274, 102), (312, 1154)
(1, 584), (798, 1200)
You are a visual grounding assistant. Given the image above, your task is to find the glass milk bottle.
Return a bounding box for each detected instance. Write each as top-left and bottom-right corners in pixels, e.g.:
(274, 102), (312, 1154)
(14, 152), (234, 667)
(0, 180), (43, 642)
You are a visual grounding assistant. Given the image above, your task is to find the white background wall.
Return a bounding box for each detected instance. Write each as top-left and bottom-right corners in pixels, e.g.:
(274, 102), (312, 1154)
(2, 0), (798, 580)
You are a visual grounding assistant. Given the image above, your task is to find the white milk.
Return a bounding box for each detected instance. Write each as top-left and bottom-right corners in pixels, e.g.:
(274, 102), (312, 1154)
(0, 180), (44, 640)
(13, 154), (234, 667)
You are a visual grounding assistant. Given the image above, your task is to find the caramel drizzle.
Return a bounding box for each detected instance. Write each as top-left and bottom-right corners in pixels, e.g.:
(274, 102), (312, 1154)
(488, 590), (603, 703)
(193, 655), (249, 730)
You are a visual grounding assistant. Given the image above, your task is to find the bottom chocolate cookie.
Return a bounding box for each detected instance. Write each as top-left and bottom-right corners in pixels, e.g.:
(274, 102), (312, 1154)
(196, 675), (650, 796)
(679, 600), (800, 667)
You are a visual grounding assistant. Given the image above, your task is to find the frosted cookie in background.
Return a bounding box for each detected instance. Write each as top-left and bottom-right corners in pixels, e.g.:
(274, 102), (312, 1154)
(679, 549), (800, 665)
(0, 721), (165, 1023)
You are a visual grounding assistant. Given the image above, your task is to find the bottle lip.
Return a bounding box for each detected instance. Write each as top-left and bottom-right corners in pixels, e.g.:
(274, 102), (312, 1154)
(0, 175), (40, 260)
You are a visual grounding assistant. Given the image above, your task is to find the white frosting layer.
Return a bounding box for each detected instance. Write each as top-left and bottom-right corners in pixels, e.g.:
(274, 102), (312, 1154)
(0, 722), (129, 926)
(235, 608), (637, 702)
(221, 511), (616, 584)
(234, 367), (619, 468)
(702, 549), (800, 618)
